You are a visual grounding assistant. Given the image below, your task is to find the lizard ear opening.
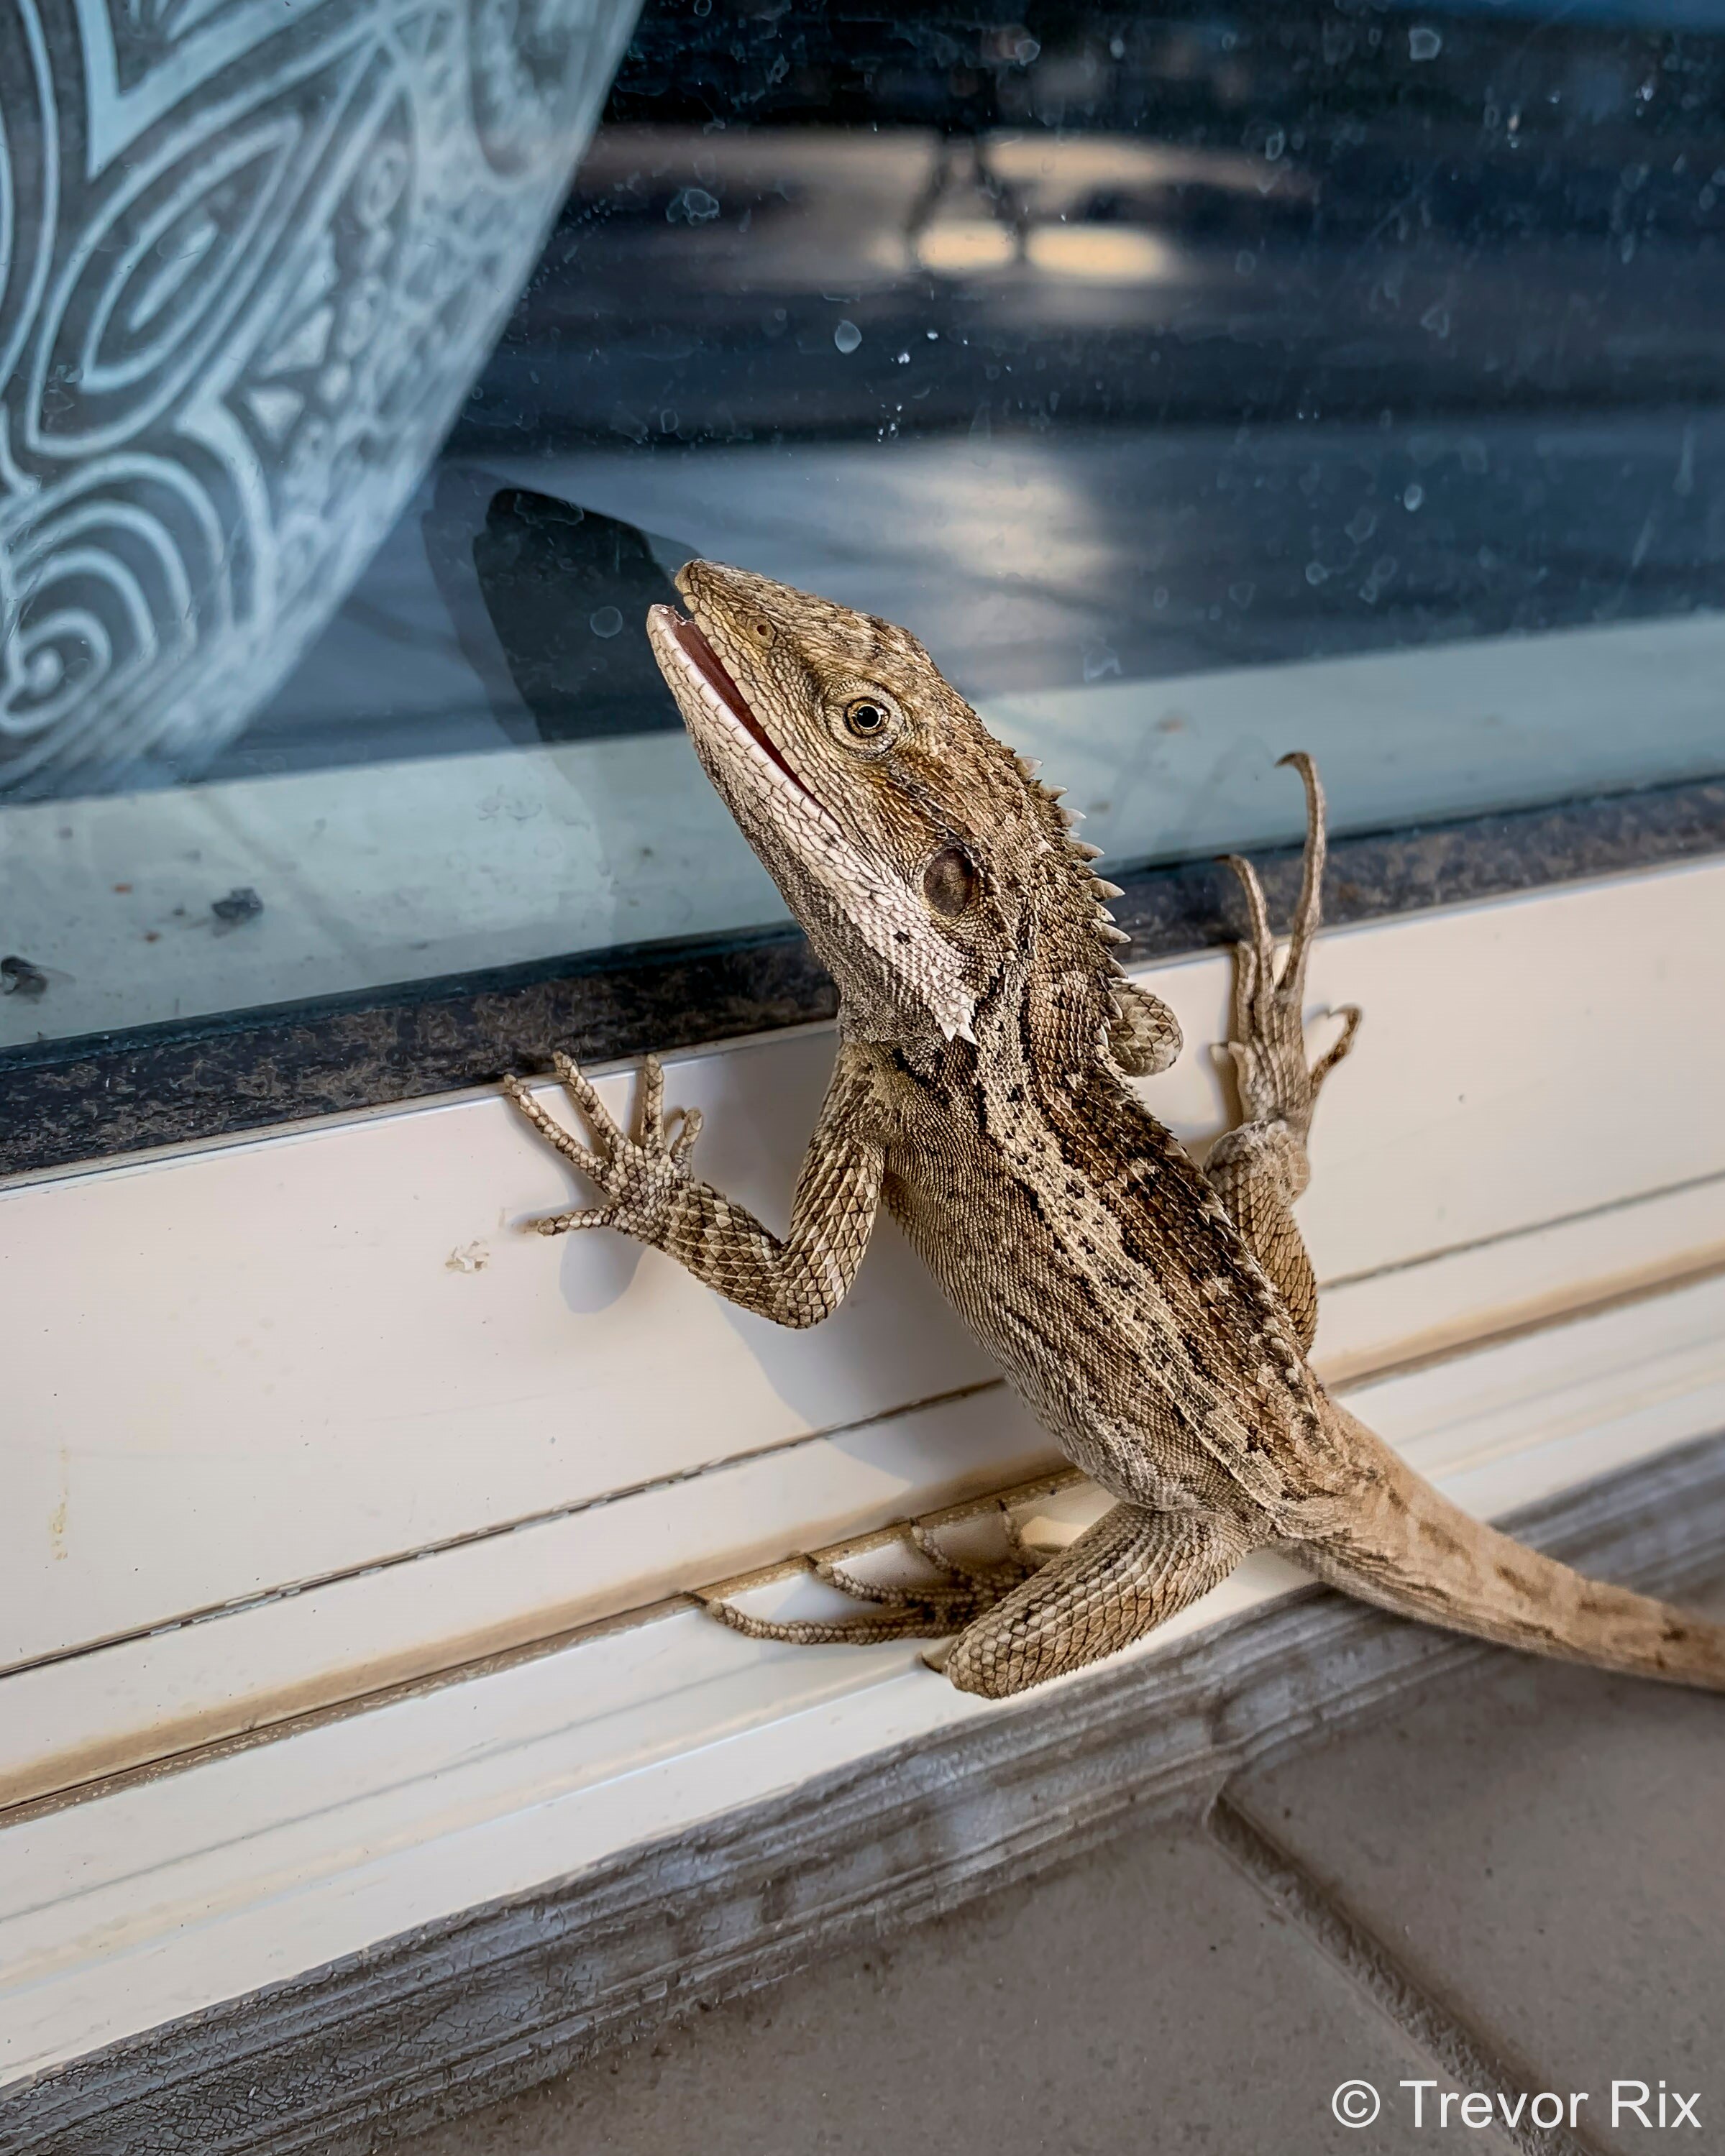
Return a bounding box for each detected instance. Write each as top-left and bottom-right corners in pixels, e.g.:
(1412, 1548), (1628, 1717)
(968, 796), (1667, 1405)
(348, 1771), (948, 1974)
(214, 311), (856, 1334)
(923, 844), (980, 917)
(1109, 978), (1182, 1076)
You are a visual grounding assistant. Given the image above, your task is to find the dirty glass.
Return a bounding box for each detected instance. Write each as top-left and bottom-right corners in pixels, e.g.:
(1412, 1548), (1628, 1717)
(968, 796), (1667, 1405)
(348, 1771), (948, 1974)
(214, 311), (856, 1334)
(6, 0), (1725, 1052)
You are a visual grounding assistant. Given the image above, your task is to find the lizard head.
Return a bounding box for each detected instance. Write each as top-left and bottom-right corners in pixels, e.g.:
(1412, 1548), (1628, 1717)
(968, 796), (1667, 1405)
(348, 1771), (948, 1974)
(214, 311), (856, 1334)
(648, 560), (1164, 1067)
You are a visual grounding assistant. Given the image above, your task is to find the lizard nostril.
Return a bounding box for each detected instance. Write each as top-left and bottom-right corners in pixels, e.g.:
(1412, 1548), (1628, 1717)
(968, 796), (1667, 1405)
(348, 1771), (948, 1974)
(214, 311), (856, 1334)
(923, 844), (979, 917)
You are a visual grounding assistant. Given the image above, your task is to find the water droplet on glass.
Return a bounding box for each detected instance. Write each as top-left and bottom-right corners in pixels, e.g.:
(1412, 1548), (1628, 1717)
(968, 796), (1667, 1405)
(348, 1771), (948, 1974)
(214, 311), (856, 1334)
(1409, 26), (1442, 60)
(590, 607), (623, 638)
(834, 320), (862, 354)
(1404, 484), (1425, 511)
(669, 187), (720, 225)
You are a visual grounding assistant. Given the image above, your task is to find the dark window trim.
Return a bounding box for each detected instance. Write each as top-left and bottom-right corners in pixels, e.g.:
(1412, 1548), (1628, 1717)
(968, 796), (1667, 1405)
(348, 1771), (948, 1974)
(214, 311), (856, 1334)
(3, 775), (1723, 1181)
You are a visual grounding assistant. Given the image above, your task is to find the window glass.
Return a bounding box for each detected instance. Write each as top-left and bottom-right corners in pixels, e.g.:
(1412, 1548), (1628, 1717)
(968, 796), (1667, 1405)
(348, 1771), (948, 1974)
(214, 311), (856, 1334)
(6, 0), (1725, 1052)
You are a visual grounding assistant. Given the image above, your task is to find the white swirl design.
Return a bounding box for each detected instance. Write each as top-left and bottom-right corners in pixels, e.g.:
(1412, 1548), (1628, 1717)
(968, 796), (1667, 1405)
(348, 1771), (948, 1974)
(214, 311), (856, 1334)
(0, 0), (640, 793)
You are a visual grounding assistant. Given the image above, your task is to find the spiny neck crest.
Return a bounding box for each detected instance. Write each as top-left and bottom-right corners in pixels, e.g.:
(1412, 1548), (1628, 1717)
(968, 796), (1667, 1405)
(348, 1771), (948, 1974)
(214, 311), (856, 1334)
(1007, 748), (1181, 1082)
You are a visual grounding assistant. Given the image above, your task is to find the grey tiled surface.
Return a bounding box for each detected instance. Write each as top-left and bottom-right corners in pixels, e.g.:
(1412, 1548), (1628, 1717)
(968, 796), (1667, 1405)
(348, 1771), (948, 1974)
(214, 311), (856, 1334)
(401, 1578), (1725, 2156)
(398, 1825), (1454, 2156)
(1232, 1576), (1725, 2156)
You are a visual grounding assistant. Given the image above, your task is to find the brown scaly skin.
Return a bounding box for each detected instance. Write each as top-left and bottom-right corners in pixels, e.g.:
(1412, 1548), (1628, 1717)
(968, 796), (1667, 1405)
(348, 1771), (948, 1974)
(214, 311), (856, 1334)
(504, 561), (1725, 1700)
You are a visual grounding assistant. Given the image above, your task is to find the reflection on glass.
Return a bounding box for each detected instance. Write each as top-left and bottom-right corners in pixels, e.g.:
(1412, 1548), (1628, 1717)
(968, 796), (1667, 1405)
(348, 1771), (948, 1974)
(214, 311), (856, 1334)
(6, 0), (1725, 1054)
(0, 0), (641, 798)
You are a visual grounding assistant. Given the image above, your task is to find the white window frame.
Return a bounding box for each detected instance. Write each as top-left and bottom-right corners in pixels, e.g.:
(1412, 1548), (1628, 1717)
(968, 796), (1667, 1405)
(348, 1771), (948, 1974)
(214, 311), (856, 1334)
(4, 855), (1725, 2096)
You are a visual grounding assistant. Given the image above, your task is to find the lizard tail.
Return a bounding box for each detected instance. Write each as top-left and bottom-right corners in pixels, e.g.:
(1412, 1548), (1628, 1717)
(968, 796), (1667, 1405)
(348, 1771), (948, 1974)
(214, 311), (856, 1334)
(1294, 1399), (1725, 1692)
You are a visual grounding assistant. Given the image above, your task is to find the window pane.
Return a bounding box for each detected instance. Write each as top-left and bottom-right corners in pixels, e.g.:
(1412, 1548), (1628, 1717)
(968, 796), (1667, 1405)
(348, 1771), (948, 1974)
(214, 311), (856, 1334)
(6, 0), (1724, 1054)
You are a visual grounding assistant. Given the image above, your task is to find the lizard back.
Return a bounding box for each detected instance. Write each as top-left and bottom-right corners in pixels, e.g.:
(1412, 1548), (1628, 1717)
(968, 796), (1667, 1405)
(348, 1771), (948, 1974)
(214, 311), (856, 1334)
(873, 1019), (1355, 1541)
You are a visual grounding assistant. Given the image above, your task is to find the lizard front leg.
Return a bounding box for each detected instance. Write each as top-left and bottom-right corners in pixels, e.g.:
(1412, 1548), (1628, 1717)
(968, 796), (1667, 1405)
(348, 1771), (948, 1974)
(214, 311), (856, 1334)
(1205, 753), (1361, 1352)
(503, 1044), (884, 1329)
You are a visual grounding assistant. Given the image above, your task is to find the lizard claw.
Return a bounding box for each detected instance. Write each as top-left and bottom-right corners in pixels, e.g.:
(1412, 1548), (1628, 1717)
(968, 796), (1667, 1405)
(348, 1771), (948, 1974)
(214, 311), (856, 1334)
(505, 1052), (703, 1242)
(1217, 758), (1360, 1139)
(700, 1503), (1045, 1648)
(529, 1205), (619, 1237)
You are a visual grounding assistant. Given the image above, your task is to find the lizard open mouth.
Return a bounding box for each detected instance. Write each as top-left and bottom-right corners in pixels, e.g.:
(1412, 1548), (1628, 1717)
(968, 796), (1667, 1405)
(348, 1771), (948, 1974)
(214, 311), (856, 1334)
(651, 605), (813, 801)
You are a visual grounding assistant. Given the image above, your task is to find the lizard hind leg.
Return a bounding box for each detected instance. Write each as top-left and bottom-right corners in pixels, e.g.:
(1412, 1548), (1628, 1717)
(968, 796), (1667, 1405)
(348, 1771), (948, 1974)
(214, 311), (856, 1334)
(943, 1505), (1253, 1699)
(700, 1505), (1041, 1650)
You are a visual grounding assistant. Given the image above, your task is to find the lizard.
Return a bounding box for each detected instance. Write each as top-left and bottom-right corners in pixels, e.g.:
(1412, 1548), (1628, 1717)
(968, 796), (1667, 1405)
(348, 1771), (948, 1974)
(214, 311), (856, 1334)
(502, 559), (1725, 1701)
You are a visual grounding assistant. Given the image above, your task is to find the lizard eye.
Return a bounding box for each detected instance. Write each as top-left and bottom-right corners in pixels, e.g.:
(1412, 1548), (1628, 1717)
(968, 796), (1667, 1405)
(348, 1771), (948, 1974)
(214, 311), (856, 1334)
(923, 844), (980, 917)
(828, 688), (905, 753)
(749, 618), (775, 646)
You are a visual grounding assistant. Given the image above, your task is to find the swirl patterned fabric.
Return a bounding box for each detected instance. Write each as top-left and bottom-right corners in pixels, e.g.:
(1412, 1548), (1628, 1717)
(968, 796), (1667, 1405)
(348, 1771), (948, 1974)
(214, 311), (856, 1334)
(0, 0), (639, 794)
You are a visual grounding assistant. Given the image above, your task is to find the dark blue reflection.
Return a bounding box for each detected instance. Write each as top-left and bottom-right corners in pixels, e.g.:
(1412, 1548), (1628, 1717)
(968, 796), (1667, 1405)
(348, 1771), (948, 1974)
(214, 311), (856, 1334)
(232, 0), (1725, 781)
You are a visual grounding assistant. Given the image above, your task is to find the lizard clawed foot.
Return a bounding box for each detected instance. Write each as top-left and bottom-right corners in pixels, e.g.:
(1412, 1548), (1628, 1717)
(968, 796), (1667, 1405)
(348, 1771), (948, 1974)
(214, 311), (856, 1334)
(1216, 752), (1361, 1143)
(700, 1505), (1044, 1648)
(503, 1051), (703, 1239)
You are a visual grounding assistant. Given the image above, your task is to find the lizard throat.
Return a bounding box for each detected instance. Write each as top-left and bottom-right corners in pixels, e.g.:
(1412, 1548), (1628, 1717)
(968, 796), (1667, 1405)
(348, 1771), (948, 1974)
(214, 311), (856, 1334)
(655, 608), (814, 802)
